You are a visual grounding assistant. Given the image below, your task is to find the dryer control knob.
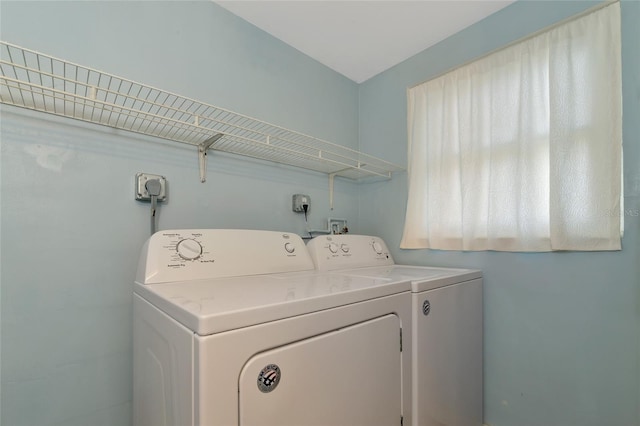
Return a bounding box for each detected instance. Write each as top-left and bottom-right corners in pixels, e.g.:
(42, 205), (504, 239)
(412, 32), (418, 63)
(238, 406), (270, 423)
(284, 242), (295, 253)
(340, 244), (350, 253)
(328, 242), (339, 253)
(372, 241), (384, 254)
(176, 238), (203, 260)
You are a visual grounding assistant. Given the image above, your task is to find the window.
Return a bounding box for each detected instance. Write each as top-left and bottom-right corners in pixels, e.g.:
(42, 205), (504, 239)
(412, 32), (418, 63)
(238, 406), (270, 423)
(401, 2), (622, 252)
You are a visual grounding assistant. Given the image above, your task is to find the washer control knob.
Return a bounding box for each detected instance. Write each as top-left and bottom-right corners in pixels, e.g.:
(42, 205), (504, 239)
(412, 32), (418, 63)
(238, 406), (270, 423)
(284, 242), (295, 253)
(372, 241), (384, 254)
(328, 242), (339, 253)
(340, 244), (350, 253)
(176, 238), (203, 260)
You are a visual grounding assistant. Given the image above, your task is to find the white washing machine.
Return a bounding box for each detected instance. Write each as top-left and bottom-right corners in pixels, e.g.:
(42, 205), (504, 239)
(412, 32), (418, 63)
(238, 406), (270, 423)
(133, 229), (413, 426)
(307, 235), (483, 426)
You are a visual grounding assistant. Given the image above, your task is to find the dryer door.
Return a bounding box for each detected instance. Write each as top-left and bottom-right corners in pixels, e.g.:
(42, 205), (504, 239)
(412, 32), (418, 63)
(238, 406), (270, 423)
(239, 314), (402, 426)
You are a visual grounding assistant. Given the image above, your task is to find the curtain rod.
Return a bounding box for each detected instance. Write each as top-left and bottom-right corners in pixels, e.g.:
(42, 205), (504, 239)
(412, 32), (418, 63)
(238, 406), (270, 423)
(409, 0), (619, 89)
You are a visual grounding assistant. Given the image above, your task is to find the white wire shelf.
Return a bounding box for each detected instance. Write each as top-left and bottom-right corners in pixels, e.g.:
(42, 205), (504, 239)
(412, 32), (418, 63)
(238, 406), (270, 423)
(0, 41), (404, 183)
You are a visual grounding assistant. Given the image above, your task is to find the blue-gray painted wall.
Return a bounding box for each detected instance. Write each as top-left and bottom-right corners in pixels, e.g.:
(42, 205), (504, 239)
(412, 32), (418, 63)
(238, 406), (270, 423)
(358, 1), (640, 426)
(0, 2), (360, 425)
(1, 1), (638, 425)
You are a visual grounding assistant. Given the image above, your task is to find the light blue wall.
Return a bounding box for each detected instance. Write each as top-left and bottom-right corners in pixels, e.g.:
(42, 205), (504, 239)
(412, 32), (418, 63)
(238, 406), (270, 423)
(358, 1), (640, 426)
(2, 1), (639, 426)
(0, 2), (360, 425)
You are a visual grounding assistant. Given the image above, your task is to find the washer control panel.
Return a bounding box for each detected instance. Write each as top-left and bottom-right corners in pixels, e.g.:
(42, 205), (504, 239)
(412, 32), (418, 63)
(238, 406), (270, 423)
(307, 235), (394, 271)
(136, 229), (315, 284)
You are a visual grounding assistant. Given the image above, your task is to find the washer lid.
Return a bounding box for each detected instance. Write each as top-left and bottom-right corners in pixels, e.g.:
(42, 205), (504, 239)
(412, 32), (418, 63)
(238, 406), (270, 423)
(328, 265), (482, 292)
(134, 272), (410, 335)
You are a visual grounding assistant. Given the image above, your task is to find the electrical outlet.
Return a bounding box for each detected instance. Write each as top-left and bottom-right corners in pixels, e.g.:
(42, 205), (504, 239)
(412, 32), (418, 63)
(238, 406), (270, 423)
(292, 194), (311, 212)
(135, 173), (167, 201)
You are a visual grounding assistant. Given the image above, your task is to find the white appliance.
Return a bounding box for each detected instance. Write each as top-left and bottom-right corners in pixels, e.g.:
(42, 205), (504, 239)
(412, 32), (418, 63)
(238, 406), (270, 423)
(133, 229), (413, 426)
(307, 235), (483, 426)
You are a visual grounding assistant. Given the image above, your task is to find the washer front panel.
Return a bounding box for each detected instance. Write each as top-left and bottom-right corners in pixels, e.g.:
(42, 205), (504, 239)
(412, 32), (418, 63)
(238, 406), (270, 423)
(412, 279), (483, 426)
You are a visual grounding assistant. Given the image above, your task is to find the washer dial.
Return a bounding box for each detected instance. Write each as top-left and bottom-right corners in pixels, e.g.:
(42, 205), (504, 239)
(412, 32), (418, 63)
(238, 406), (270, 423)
(176, 238), (203, 260)
(372, 241), (384, 254)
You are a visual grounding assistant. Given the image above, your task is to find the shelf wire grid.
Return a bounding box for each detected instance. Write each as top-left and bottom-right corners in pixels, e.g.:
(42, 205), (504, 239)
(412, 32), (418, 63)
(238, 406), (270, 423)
(0, 41), (404, 180)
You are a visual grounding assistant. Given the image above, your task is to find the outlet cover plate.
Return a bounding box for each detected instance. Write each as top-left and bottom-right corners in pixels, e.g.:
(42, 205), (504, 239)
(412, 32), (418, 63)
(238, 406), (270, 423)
(292, 194), (311, 212)
(135, 173), (167, 201)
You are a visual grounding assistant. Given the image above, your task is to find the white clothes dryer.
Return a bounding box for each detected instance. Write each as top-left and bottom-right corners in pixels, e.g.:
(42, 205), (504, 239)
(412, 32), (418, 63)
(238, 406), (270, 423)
(307, 235), (483, 426)
(133, 229), (413, 426)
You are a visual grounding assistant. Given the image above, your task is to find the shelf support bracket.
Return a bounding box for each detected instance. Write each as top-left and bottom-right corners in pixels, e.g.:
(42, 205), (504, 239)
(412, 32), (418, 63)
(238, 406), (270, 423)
(329, 173), (336, 210)
(198, 133), (223, 183)
(328, 166), (359, 210)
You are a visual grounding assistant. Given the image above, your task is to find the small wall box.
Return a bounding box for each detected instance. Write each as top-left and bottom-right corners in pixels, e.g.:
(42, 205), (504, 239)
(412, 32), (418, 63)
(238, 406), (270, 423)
(328, 218), (348, 234)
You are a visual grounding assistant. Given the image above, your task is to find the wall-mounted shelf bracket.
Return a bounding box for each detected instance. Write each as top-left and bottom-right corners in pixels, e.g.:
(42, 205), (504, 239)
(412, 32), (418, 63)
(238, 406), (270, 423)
(329, 172), (337, 210)
(198, 134), (224, 183)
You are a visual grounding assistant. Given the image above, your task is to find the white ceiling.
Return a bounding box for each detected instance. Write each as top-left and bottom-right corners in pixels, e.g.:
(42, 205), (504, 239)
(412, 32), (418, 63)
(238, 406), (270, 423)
(215, 0), (515, 83)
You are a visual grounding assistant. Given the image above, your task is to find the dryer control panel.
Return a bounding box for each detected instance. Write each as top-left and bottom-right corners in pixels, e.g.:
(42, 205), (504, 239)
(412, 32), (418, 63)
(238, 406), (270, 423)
(307, 235), (394, 271)
(136, 229), (315, 284)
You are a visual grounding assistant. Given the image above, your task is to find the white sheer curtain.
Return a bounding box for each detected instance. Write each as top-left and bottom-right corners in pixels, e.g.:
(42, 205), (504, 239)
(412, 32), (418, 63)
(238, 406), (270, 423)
(401, 2), (622, 252)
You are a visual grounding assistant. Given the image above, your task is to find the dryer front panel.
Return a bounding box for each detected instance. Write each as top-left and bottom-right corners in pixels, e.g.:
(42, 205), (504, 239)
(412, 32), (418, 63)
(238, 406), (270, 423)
(239, 314), (402, 426)
(412, 278), (483, 426)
